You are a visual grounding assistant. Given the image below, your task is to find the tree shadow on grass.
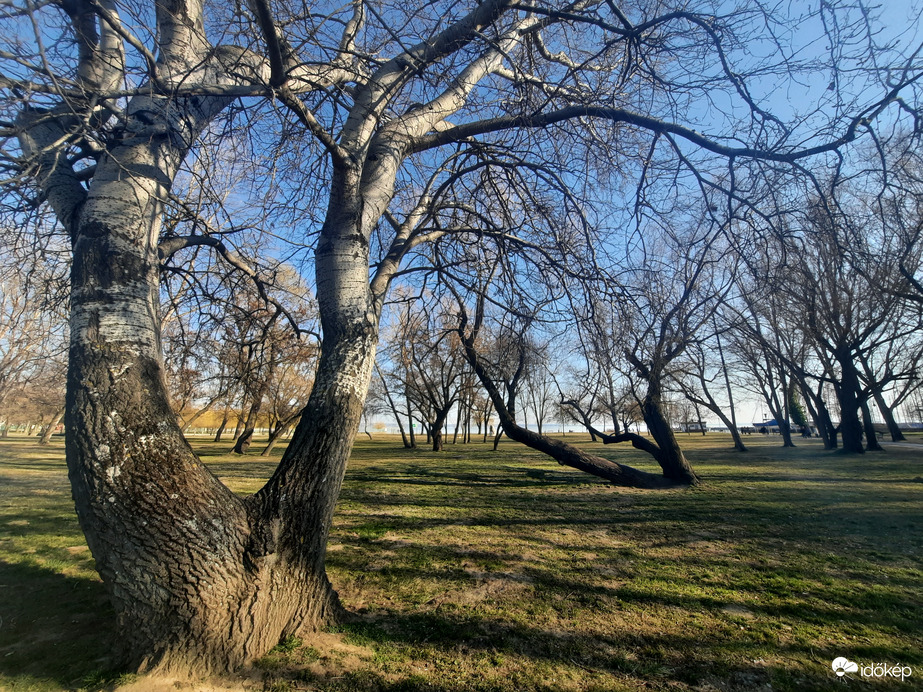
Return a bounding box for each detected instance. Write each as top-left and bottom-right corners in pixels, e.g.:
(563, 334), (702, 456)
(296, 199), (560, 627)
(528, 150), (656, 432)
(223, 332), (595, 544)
(0, 559), (116, 688)
(314, 575), (923, 691)
(312, 607), (879, 692)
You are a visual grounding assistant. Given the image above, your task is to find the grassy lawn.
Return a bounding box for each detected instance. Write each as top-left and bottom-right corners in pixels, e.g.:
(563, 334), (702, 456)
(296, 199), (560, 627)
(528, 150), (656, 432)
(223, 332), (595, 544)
(1, 433), (921, 691)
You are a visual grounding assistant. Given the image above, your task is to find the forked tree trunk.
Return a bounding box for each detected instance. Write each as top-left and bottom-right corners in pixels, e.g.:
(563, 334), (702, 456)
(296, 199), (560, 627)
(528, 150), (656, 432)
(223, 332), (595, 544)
(65, 130), (301, 673)
(431, 407), (451, 451)
(834, 350), (865, 453)
(638, 384), (700, 485)
(54, 86), (385, 674)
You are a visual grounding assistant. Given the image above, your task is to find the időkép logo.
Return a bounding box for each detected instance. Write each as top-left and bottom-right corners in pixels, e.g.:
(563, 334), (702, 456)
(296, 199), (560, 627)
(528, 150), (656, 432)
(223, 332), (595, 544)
(832, 657), (913, 681)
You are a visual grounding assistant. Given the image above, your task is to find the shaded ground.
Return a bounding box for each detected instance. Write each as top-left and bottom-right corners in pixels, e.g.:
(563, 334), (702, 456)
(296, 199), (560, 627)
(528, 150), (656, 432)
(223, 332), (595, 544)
(1, 434), (921, 691)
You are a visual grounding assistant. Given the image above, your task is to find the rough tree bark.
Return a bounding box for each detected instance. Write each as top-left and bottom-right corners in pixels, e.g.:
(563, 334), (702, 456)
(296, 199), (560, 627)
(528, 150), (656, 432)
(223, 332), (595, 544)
(833, 347), (866, 453)
(430, 406), (452, 451)
(636, 380), (701, 484)
(61, 100), (343, 673)
(14, 0), (368, 671)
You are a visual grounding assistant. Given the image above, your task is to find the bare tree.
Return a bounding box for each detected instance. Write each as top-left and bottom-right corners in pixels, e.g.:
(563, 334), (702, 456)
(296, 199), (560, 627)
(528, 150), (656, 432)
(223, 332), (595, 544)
(259, 337), (317, 455)
(384, 299), (468, 451)
(3, 0), (919, 674)
(671, 336), (748, 452)
(0, 266), (65, 434)
(372, 364), (412, 448)
(523, 357), (558, 436)
(456, 289), (684, 488)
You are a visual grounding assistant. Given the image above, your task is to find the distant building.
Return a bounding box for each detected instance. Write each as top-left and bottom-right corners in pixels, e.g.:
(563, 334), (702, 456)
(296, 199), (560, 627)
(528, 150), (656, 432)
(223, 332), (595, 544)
(676, 421), (708, 433)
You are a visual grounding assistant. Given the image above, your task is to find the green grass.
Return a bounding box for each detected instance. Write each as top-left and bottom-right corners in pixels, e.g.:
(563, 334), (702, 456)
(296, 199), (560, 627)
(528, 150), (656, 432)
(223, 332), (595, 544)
(1, 433), (921, 690)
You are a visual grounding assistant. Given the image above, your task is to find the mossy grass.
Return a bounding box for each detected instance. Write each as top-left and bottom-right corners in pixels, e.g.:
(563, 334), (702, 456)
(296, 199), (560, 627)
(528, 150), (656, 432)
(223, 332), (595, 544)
(1, 433), (921, 690)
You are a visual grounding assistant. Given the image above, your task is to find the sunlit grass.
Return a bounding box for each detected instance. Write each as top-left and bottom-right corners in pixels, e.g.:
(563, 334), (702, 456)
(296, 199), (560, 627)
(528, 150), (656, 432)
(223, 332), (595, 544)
(1, 432), (921, 690)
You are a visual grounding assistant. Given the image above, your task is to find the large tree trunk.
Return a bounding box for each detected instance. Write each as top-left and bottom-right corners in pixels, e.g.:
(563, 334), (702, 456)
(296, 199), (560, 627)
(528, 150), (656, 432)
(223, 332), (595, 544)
(638, 383), (700, 485)
(430, 406), (451, 451)
(834, 349), (865, 453)
(53, 84), (386, 674)
(64, 121), (329, 674)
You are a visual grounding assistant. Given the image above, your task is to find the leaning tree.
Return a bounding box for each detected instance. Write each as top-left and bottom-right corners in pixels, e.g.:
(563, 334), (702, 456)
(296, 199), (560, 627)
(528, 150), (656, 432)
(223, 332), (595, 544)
(2, 0), (920, 675)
